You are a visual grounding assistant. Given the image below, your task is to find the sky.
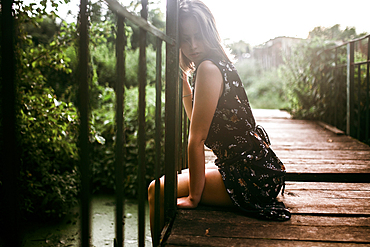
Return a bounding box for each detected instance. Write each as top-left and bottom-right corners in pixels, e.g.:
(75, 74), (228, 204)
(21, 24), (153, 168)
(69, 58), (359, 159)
(54, 0), (369, 47)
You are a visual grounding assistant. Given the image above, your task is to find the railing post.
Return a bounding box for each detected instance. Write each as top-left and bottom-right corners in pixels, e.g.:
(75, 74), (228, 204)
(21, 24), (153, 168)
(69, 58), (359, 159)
(366, 37), (370, 143)
(346, 42), (355, 136)
(0, 0), (21, 246)
(357, 64), (361, 140)
(334, 48), (338, 127)
(138, 0), (148, 246)
(78, 0), (91, 246)
(164, 0), (179, 225)
(153, 37), (163, 246)
(114, 13), (126, 247)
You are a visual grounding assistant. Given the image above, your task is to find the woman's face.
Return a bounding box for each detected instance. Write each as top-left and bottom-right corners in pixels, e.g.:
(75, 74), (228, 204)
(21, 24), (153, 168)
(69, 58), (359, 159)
(180, 17), (210, 66)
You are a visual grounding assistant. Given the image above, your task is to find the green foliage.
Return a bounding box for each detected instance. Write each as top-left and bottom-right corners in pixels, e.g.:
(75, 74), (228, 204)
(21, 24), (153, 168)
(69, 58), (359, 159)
(308, 24), (367, 42)
(19, 84), (79, 220)
(90, 85), (165, 195)
(235, 59), (288, 109)
(7, 0), (167, 221)
(23, 16), (60, 45)
(279, 37), (336, 118)
(8, 0), (78, 221)
(280, 26), (369, 144)
(91, 42), (160, 88)
(227, 40), (251, 60)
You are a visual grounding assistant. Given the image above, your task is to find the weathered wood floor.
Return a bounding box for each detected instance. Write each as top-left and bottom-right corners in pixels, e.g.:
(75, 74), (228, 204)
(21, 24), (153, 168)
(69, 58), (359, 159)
(163, 109), (370, 246)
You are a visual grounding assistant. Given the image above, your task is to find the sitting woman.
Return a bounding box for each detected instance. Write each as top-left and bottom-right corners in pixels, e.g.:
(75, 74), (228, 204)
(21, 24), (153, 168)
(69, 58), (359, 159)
(148, 0), (290, 237)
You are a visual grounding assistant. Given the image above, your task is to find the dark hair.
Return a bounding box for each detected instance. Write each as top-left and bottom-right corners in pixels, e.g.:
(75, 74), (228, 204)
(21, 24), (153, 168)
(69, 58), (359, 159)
(179, 0), (231, 73)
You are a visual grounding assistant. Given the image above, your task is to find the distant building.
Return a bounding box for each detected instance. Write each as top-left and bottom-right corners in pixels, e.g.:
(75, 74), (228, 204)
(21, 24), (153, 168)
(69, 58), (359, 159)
(253, 36), (304, 70)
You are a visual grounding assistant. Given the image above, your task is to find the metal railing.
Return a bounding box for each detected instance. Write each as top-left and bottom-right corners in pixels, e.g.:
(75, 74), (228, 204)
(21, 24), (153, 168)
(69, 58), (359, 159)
(0, 0), (184, 246)
(317, 35), (370, 144)
(78, 0), (183, 246)
(0, 0), (21, 246)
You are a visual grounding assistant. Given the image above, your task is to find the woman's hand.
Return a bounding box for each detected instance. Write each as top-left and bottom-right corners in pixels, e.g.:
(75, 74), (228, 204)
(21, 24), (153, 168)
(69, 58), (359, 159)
(177, 196), (199, 209)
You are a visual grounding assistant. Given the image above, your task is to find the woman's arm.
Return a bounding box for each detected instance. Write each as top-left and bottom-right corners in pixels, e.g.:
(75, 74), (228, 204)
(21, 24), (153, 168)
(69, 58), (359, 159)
(182, 73), (193, 121)
(177, 60), (223, 208)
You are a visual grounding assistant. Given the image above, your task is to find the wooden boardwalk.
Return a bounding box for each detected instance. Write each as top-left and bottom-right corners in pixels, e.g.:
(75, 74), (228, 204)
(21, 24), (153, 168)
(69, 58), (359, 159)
(163, 109), (370, 246)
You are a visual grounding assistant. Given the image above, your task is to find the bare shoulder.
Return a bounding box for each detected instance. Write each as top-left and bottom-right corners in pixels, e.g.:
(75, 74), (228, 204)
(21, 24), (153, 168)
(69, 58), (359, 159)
(197, 60), (221, 75)
(196, 60), (222, 84)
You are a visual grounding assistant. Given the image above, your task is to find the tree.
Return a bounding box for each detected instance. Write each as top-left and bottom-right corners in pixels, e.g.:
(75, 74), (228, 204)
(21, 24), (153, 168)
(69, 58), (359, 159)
(227, 40), (251, 60)
(308, 24), (367, 42)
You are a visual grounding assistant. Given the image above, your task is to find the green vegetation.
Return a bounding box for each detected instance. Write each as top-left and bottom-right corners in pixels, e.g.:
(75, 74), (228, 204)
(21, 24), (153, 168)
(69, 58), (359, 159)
(234, 58), (289, 109)
(1, 0), (165, 221)
(2, 0), (368, 223)
(280, 26), (367, 120)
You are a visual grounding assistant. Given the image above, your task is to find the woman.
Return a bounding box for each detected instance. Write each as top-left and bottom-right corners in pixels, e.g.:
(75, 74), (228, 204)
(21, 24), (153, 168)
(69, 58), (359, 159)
(148, 0), (290, 236)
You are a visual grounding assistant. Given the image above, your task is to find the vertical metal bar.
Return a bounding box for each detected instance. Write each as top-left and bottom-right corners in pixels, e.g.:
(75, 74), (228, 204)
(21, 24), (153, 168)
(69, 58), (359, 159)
(357, 64), (361, 140)
(177, 73), (183, 172)
(182, 110), (189, 171)
(334, 48), (338, 127)
(0, 0), (21, 246)
(153, 37), (163, 247)
(164, 0), (179, 224)
(366, 37), (370, 143)
(346, 42), (355, 136)
(115, 14), (126, 247)
(138, 0), (148, 246)
(79, 0), (91, 246)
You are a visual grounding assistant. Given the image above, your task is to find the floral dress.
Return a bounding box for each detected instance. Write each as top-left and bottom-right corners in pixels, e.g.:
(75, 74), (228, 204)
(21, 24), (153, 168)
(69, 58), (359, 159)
(192, 58), (291, 221)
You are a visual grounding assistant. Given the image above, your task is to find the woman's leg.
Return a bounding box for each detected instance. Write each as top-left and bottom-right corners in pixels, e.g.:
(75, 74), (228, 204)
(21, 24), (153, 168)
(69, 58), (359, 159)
(148, 172), (190, 237)
(181, 162), (218, 174)
(148, 166), (233, 237)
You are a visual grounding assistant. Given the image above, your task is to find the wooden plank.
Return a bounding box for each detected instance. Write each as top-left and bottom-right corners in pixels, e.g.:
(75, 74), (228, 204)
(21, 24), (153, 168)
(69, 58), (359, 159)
(280, 182), (370, 215)
(271, 137), (359, 143)
(285, 182), (370, 190)
(272, 142), (370, 150)
(205, 153), (370, 173)
(165, 235), (370, 246)
(173, 208), (370, 226)
(317, 121), (345, 135)
(275, 150), (370, 160)
(166, 210), (370, 244)
(167, 110), (370, 246)
(285, 173), (370, 183)
(284, 162), (370, 173)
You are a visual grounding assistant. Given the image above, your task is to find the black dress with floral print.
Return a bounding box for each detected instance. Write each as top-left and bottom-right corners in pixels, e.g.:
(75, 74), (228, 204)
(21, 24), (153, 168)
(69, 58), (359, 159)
(192, 58), (291, 221)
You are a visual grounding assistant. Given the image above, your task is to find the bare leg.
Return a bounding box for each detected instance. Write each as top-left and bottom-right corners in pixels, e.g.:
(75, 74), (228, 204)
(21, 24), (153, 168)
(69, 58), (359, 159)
(148, 166), (233, 238)
(181, 162), (218, 174)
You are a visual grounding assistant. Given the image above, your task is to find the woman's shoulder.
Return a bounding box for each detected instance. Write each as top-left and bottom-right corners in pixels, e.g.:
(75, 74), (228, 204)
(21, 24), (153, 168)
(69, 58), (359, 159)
(196, 60), (222, 84)
(197, 59), (219, 72)
(197, 58), (233, 73)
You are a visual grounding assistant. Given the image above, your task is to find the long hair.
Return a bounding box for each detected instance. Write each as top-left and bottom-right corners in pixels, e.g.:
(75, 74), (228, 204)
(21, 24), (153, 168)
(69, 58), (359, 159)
(179, 0), (231, 73)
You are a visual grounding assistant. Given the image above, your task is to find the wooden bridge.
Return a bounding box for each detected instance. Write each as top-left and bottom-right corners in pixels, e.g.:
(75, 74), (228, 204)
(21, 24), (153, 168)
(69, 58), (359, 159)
(164, 109), (370, 246)
(2, 0), (369, 246)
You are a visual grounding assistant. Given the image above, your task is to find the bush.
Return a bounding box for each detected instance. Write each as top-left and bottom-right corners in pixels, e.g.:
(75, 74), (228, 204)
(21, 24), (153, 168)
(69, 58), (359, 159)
(90, 84), (165, 196)
(18, 83), (79, 220)
(279, 37), (336, 119)
(235, 59), (288, 109)
(6, 0), (166, 221)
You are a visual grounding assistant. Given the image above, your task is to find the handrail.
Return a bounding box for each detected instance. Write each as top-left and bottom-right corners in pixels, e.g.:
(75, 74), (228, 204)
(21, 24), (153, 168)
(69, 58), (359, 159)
(92, 0), (180, 246)
(318, 34), (370, 58)
(104, 0), (175, 45)
(316, 34), (370, 144)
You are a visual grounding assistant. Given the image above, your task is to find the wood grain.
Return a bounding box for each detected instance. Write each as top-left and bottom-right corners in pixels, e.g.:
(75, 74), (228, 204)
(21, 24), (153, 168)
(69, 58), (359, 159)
(163, 109), (370, 246)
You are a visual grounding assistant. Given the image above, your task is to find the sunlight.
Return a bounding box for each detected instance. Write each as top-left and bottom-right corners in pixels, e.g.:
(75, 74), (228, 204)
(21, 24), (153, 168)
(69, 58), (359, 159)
(22, 0), (368, 46)
(201, 0), (369, 46)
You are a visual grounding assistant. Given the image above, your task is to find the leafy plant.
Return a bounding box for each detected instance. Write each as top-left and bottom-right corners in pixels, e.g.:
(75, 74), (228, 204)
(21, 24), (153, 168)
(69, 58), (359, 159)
(235, 58), (288, 109)
(18, 77), (79, 220)
(90, 84), (165, 196)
